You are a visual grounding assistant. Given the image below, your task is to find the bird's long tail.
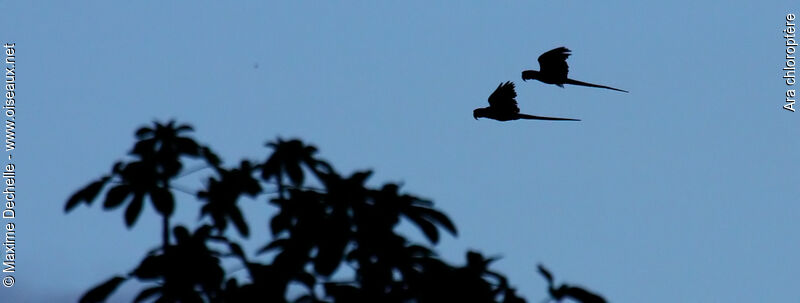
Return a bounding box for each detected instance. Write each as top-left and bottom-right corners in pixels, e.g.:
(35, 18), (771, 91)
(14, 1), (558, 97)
(565, 78), (628, 93)
(518, 114), (580, 121)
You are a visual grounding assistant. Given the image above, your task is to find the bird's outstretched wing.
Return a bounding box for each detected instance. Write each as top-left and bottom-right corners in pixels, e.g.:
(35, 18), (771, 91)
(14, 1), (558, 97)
(538, 47), (571, 81)
(487, 81), (519, 113)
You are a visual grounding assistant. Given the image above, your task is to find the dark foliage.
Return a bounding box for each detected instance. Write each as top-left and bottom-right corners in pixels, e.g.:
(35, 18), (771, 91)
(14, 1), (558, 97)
(68, 121), (603, 303)
(538, 264), (607, 303)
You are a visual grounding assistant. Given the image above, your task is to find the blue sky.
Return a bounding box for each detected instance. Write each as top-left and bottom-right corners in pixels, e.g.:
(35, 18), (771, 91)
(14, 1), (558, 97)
(3, 1), (798, 302)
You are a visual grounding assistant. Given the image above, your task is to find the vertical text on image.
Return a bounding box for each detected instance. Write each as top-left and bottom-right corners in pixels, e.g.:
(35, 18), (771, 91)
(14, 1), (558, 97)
(2, 42), (15, 287)
(4, 43), (13, 152)
(785, 14), (797, 112)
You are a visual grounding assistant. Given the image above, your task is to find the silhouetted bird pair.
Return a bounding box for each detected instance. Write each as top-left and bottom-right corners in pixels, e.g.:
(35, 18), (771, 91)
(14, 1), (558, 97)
(473, 47), (627, 122)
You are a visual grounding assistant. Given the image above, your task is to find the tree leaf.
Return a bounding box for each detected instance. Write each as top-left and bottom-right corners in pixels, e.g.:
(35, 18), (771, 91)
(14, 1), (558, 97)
(133, 286), (162, 303)
(228, 242), (246, 260)
(286, 163), (304, 186)
(538, 264), (554, 284)
(258, 238), (290, 255)
(173, 226), (191, 244)
(201, 146), (221, 167)
(415, 206), (457, 236)
(228, 207), (249, 237)
(175, 124), (193, 133)
(407, 216), (440, 244)
(124, 193), (145, 227)
(149, 187), (175, 217)
(132, 255), (164, 279)
(176, 137), (201, 156)
(132, 138), (156, 157)
(135, 126), (153, 139)
(65, 177), (110, 212)
(102, 185), (130, 210)
(78, 276), (126, 303)
(561, 286), (607, 303)
(260, 156), (280, 180)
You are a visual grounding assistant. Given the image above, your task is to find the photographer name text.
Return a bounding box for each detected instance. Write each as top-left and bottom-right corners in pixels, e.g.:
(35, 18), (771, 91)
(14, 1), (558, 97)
(2, 42), (16, 289)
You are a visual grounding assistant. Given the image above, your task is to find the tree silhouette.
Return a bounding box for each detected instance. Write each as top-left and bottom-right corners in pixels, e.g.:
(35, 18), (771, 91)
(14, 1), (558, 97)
(66, 120), (605, 303)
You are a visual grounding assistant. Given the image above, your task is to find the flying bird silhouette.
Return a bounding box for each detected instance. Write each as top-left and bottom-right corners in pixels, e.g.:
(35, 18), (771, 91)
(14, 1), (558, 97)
(473, 82), (579, 122)
(522, 47), (628, 93)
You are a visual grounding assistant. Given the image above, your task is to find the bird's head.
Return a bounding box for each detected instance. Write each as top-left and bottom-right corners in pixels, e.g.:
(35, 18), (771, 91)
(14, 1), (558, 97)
(473, 108), (484, 120)
(521, 70), (539, 81)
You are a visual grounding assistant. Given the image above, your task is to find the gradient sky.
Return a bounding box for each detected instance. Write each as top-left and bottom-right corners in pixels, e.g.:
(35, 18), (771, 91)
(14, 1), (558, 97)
(3, 1), (798, 302)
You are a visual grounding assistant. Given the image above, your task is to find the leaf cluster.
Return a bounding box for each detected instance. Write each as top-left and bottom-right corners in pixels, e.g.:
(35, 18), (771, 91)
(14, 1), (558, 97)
(68, 121), (528, 303)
